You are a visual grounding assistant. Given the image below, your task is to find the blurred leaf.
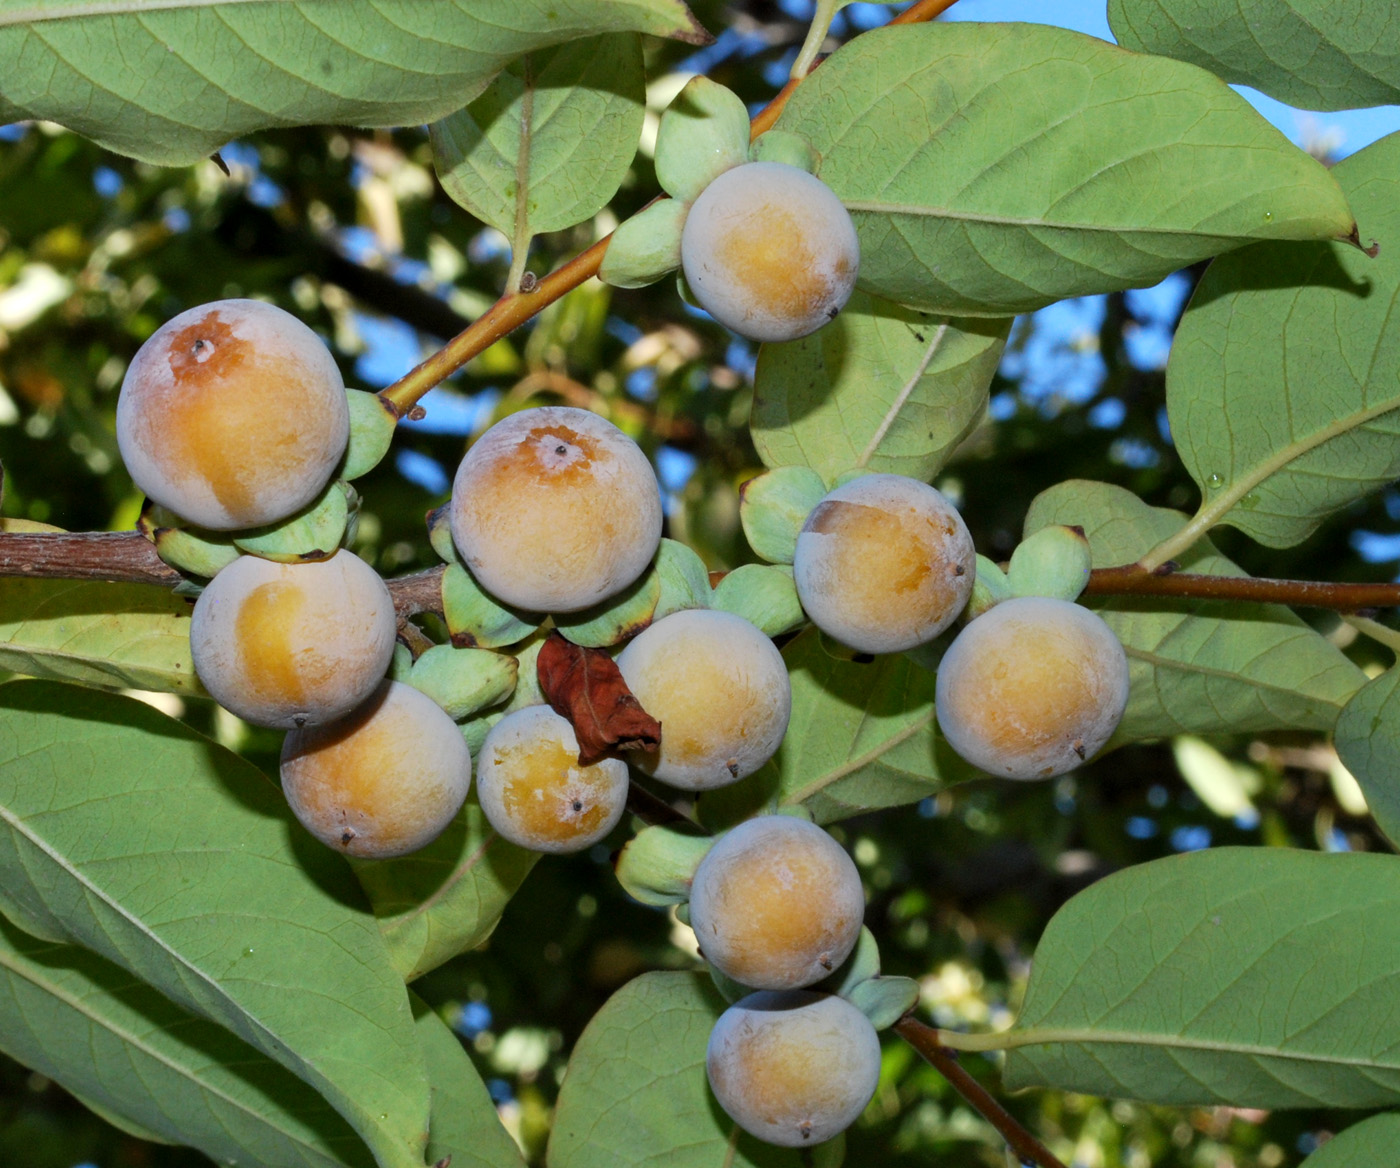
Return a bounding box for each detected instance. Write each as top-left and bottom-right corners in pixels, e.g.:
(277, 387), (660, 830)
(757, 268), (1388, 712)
(1301, 1113), (1400, 1166)
(0, 0), (701, 166)
(700, 627), (973, 828)
(1025, 480), (1365, 742)
(0, 681), (431, 1168)
(0, 578), (203, 695)
(1004, 848), (1400, 1108)
(1109, 0), (1400, 112)
(752, 294), (1008, 480)
(1167, 132), (1400, 548)
(354, 798), (538, 983)
(1335, 667), (1400, 850)
(0, 917), (375, 1168)
(775, 22), (1354, 316)
(432, 34), (646, 238)
(548, 971), (836, 1168)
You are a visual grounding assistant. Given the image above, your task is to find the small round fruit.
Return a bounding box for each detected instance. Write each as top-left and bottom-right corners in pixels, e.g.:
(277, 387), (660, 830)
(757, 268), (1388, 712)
(689, 815), (864, 990)
(681, 161), (859, 343)
(934, 595), (1130, 779)
(449, 406), (662, 613)
(793, 474), (975, 654)
(116, 299), (349, 531)
(280, 680), (471, 859)
(615, 609), (790, 790)
(706, 990), (880, 1147)
(190, 550), (396, 729)
(476, 705), (629, 853)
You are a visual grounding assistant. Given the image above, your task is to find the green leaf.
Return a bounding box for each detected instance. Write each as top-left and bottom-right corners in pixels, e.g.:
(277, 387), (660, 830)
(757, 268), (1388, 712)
(0, 0), (704, 166)
(431, 35), (646, 240)
(0, 681), (431, 1168)
(0, 917), (375, 1168)
(354, 797), (538, 982)
(699, 627), (973, 828)
(1025, 480), (1365, 742)
(0, 578), (203, 695)
(1109, 0), (1400, 113)
(1335, 668), (1400, 850)
(1167, 132), (1400, 549)
(752, 293), (1009, 480)
(1299, 1114), (1400, 1167)
(1001, 848), (1400, 1108)
(548, 971), (834, 1168)
(413, 995), (526, 1168)
(774, 22), (1355, 316)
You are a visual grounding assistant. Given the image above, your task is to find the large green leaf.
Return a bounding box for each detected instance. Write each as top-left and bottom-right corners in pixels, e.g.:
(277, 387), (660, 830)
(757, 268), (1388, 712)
(699, 627), (974, 829)
(1167, 132), (1400, 549)
(1301, 1113), (1400, 1166)
(0, 917), (375, 1168)
(353, 797), (538, 983)
(1109, 0), (1400, 113)
(0, 681), (431, 1168)
(1000, 848), (1400, 1108)
(751, 292), (1009, 480)
(774, 22), (1355, 316)
(0, 0), (702, 166)
(548, 971), (832, 1168)
(1335, 668), (1400, 851)
(0, 578), (203, 695)
(432, 34), (645, 241)
(1025, 481), (1365, 742)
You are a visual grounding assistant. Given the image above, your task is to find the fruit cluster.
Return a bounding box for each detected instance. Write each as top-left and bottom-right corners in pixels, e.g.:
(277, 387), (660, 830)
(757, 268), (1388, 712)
(116, 287), (1133, 1150)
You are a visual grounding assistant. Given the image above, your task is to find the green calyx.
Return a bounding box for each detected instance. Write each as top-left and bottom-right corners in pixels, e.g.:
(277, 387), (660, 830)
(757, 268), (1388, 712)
(1006, 523), (1093, 602)
(341, 389), (398, 480)
(231, 479), (354, 563)
(139, 503), (240, 579)
(748, 129), (819, 173)
(405, 643), (519, 721)
(739, 464), (828, 564)
(599, 200), (687, 289)
(614, 823), (715, 907)
(654, 76), (750, 204)
(712, 563), (805, 637)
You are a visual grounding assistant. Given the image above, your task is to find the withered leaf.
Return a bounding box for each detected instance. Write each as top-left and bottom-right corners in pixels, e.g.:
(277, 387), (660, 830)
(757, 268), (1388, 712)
(537, 631), (661, 765)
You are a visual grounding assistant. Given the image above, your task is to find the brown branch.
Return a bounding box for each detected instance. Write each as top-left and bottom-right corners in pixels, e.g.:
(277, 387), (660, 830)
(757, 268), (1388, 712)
(377, 0), (964, 417)
(1085, 564), (1400, 613)
(894, 1015), (1068, 1168)
(0, 531), (182, 587)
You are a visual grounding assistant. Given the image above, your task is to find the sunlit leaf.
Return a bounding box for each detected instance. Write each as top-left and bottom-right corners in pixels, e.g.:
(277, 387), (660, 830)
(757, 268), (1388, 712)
(1334, 667), (1400, 850)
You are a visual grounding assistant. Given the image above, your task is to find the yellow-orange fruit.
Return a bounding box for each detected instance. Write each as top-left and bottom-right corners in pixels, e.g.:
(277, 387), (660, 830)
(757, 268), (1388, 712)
(116, 299), (348, 530)
(689, 815), (864, 990)
(189, 550), (396, 729)
(681, 161), (858, 342)
(706, 990), (880, 1147)
(793, 474), (975, 654)
(615, 609), (790, 790)
(280, 680), (471, 859)
(449, 406), (662, 613)
(934, 596), (1130, 779)
(475, 706), (629, 853)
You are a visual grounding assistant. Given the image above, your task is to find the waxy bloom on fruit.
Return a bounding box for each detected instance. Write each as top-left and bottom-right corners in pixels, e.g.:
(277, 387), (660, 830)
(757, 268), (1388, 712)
(689, 815), (864, 990)
(615, 609), (790, 790)
(189, 549), (396, 730)
(707, 990), (880, 1147)
(280, 680), (471, 859)
(449, 406), (662, 613)
(476, 705), (629, 853)
(935, 595), (1131, 779)
(681, 161), (859, 342)
(116, 299), (348, 530)
(793, 473), (976, 654)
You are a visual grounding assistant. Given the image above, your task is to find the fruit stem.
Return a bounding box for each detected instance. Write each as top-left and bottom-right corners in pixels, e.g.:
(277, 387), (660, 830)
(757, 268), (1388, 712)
(377, 0), (965, 418)
(894, 1014), (1069, 1168)
(790, 0), (842, 82)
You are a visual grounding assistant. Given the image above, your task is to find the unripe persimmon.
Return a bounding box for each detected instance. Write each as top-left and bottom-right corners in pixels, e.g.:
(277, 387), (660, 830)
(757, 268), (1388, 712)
(449, 407), (662, 613)
(189, 549), (396, 729)
(280, 680), (471, 859)
(689, 815), (864, 990)
(793, 474), (975, 654)
(475, 706), (629, 853)
(615, 609), (790, 790)
(706, 990), (881, 1147)
(934, 595), (1130, 779)
(116, 299), (348, 531)
(681, 161), (859, 342)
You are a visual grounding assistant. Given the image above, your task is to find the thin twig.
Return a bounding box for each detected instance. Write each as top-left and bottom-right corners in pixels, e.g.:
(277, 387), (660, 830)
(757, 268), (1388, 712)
(894, 1014), (1068, 1168)
(1083, 564), (1400, 612)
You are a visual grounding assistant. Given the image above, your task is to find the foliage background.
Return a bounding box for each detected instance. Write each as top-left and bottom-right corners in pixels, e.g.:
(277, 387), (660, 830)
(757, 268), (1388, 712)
(2, 1), (1400, 1165)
